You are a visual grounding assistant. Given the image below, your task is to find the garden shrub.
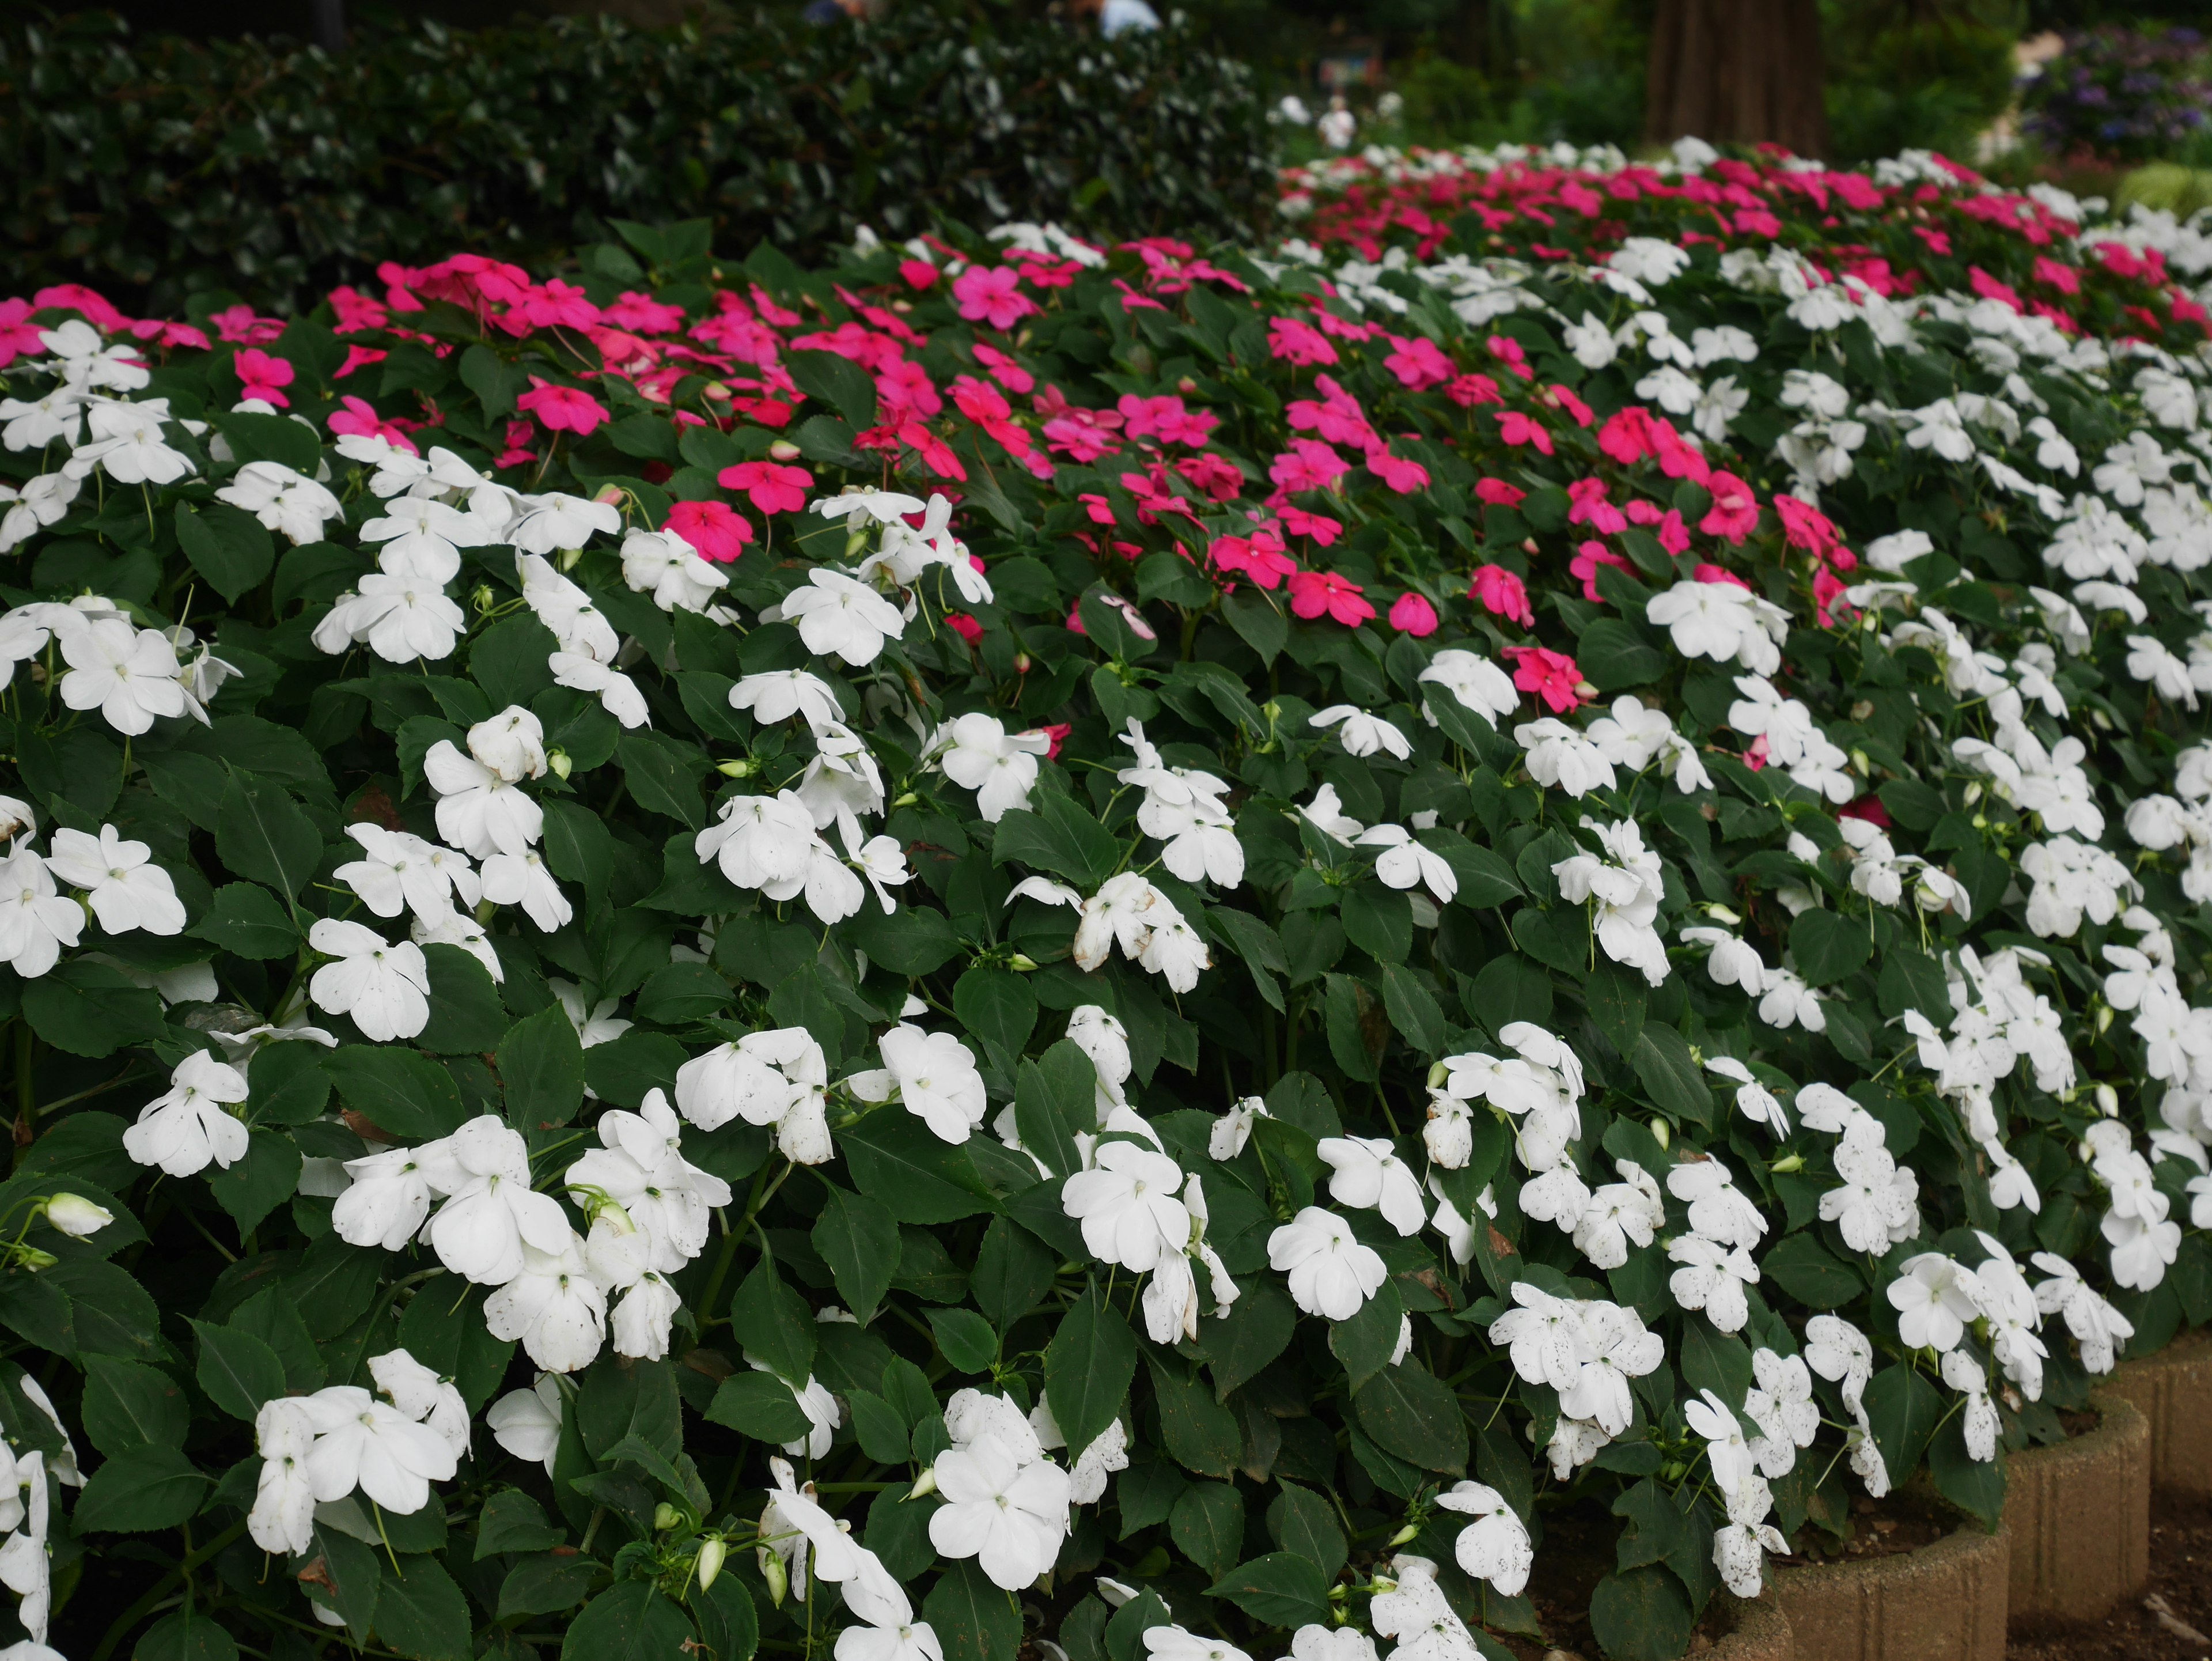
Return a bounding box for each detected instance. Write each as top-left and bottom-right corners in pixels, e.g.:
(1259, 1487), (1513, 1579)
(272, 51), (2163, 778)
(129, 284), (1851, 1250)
(0, 139), (2210, 1661)
(0, 7), (1274, 317)
(2018, 22), (2212, 165)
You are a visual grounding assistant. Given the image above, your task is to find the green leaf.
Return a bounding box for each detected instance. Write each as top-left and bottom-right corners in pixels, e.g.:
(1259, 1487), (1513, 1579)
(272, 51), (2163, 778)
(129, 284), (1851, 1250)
(1015, 1040), (1096, 1181)
(1678, 1317), (1753, 1409)
(1324, 973), (1381, 1083)
(1761, 1232), (1865, 1309)
(1351, 1360), (1467, 1473)
(215, 776), (321, 897)
(206, 1129), (302, 1236)
(955, 966), (1038, 1061)
(459, 343), (522, 419)
(785, 348), (881, 429)
(1341, 883), (1412, 962)
(1585, 959), (1647, 1057)
(991, 793), (1119, 888)
(1330, 1277), (1406, 1394)
(923, 1558), (1022, 1661)
(1863, 1360), (1942, 1489)
(616, 730), (704, 830)
(1792, 909), (1873, 986)
(74, 1444), (209, 1533)
(970, 1213), (1055, 1332)
(496, 1001), (584, 1130)
(232, 1286), (326, 1392)
(194, 881), (299, 958)
(1577, 616), (1666, 690)
(415, 943), (508, 1055)
(846, 1389), (911, 1464)
(928, 1307), (999, 1374)
(1205, 1278), (1298, 1402)
(1267, 1485), (1348, 1583)
(134, 1613), (240, 1661)
(21, 962), (165, 1058)
(323, 1045), (466, 1141)
(1208, 1552), (1331, 1629)
(191, 1318), (286, 1420)
(561, 1581), (696, 1661)
(244, 1040), (331, 1127)
(633, 960), (732, 1026)
(81, 1356), (188, 1455)
(704, 1372), (812, 1442)
(476, 1490), (565, 1559)
(812, 1184), (900, 1322)
(374, 1554), (474, 1661)
(1632, 1024), (1713, 1126)
(217, 410), (322, 474)
(1374, 961), (1445, 1055)
(728, 1261), (813, 1384)
(840, 1110), (993, 1224)
(175, 500), (276, 603)
(1170, 1480), (1245, 1582)
(1588, 1566), (1695, 1661)
(1046, 1287), (1138, 1461)
(1929, 1413), (2006, 1530)
(497, 1554), (601, 1618)
(1149, 1356), (1242, 1478)
(694, 1576), (759, 1661)
(847, 903), (963, 976)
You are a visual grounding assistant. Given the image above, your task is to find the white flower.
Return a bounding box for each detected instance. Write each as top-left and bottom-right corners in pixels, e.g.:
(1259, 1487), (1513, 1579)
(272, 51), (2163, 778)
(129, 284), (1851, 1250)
(849, 1024), (987, 1145)
(1705, 1055), (1787, 1136)
(1418, 648), (1521, 729)
(675, 1027), (831, 1163)
(308, 918), (431, 1041)
(622, 527), (730, 612)
(487, 1377), (564, 1474)
(300, 1384), (459, 1514)
(1356, 824), (1457, 905)
(369, 1346), (472, 1461)
(1666, 1235), (1758, 1332)
(732, 669), (843, 728)
(123, 1050), (250, 1177)
(41, 824), (182, 936)
(470, 706), (549, 782)
(1559, 1301), (1664, 1433)
(324, 573), (469, 664)
(1369, 1555), (1482, 1661)
(1683, 1388), (1756, 1496)
(0, 849), (79, 980)
(566, 1089), (734, 1272)
(1062, 1141), (1189, 1272)
(424, 740), (544, 859)
(57, 619), (191, 734)
(425, 1116), (575, 1286)
(1516, 717), (1618, 797)
(1744, 1349), (1819, 1477)
(510, 495), (622, 558)
(2103, 1204), (2181, 1292)
(1317, 1134), (1426, 1235)
(550, 651), (650, 730)
(1804, 1314), (1874, 1413)
(927, 1433), (1071, 1591)
(1145, 1630), (1252, 1661)
(484, 1238), (608, 1372)
(1665, 1157), (1766, 1250)
(1434, 1480), (1531, 1595)
(1645, 580), (1785, 676)
(1573, 1163), (1664, 1270)
(935, 713), (1051, 822)
(774, 569), (907, 665)
(1941, 1349), (2001, 1462)
(1887, 1254), (1980, 1352)
(1268, 1206), (1387, 1321)
(1552, 817), (1670, 986)
(1487, 1282), (1592, 1391)
(480, 848), (573, 932)
(334, 823), (479, 922)
(1313, 705), (1411, 760)
(217, 460), (344, 544)
(333, 1142), (444, 1251)
(2032, 1252), (2135, 1373)
(248, 1398), (319, 1556)
(696, 790), (817, 894)
(1711, 1475), (1789, 1597)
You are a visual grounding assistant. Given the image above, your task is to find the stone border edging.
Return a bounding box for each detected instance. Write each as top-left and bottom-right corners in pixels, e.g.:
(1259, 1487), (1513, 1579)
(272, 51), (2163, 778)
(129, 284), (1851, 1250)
(1711, 1591), (1793, 1659)
(1772, 1519), (2007, 1661)
(2103, 1327), (2212, 1497)
(1999, 1391), (2151, 1624)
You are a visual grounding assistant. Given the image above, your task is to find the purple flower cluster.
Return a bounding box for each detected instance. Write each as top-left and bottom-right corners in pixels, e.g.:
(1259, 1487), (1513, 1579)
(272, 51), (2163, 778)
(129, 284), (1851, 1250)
(2020, 24), (2212, 162)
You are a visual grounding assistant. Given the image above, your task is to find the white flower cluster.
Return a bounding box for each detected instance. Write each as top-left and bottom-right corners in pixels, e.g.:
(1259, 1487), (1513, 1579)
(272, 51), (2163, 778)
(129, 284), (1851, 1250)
(1552, 817), (1669, 985)
(1425, 1022), (1588, 1235)
(1489, 1282), (1662, 1477)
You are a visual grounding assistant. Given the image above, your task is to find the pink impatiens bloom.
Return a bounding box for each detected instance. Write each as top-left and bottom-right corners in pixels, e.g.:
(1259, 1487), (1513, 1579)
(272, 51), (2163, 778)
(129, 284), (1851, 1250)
(1268, 316), (1339, 366)
(1570, 541), (1631, 602)
(1388, 592), (1439, 636)
(1289, 570), (1375, 627)
(208, 303), (284, 345)
(1547, 383), (1595, 427)
(1175, 453), (1245, 502)
(1502, 645), (1589, 713)
(945, 612), (984, 645)
(1700, 472), (1759, 543)
(1694, 562), (1751, 590)
(234, 347), (294, 407)
(1567, 478), (1627, 535)
(328, 395), (418, 454)
(494, 420), (537, 469)
(1384, 335), (1453, 391)
(1813, 566), (1854, 627)
(517, 380), (609, 436)
(1474, 478), (1526, 508)
(718, 460), (813, 516)
(1279, 505), (1342, 545)
(1365, 445), (1430, 494)
(1494, 411), (1554, 455)
(328, 286), (388, 335)
(1488, 334), (1533, 380)
(1210, 529), (1297, 589)
(1774, 494), (1844, 562)
(1599, 407), (1662, 466)
(334, 345), (387, 380)
(951, 267), (1038, 331)
(1270, 439), (1351, 495)
(1471, 564), (1533, 626)
(668, 500), (753, 563)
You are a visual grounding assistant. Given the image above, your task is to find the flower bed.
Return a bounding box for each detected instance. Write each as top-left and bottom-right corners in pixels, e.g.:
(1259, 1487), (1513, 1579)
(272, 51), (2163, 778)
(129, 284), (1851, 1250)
(0, 139), (2207, 1661)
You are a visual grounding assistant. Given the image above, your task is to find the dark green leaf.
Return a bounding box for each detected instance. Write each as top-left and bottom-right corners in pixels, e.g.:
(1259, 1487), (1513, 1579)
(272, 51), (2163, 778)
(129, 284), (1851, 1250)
(498, 1001), (584, 1129)
(1207, 1552), (1331, 1629)
(1046, 1288), (1138, 1461)
(561, 1582), (695, 1661)
(323, 1045), (466, 1141)
(215, 777), (320, 897)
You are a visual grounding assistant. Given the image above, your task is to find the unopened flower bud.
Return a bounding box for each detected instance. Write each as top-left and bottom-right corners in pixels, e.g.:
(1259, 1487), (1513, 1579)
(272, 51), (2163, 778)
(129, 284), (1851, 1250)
(472, 585), (498, 615)
(2096, 1004), (2114, 1034)
(654, 1503), (682, 1532)
(761, 1549), (787, 1606)
(703, 381), (732, 401)
(548, 749), (573, 782)
(717, 759), (756, 778)
(1962, 782), (1983, 807)
(1770, 1153), (1804, 1174)
(14, 1247), (56, 1273)
(1649, 1118), (1671, 1150)
(1387, 1522), (1421, 1546)
(1014, 653), (1032, 675)
(1427, 1061), (1450, 1090)
(698, 1537), (728, 1590)
(1007, 954), (1038, 972)
(43, 1194), (111, 1238)
(594, 484), (625, 506)
(892, 792), (920, 808)
(558, 547), (584, 572)
(2096, 1084), (2119, 1117)
(770, 440), (802, 461)
(1574, 682), (1599, 699)
(1850, 749), (1870, 775)
(907, 1468), (939, 1501)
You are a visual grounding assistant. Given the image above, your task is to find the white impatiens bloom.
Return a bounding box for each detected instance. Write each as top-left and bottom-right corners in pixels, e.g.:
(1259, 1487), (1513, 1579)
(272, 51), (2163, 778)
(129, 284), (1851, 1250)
(424, 739), (544, 859)
(1268, 1206), (1387, 1321)
(1316, 1134), (1426, 1235)
(1941, 1349), (2001, 1462)
(1356, 824), (1457, 906)
(334, 823), (479, 923)
(732, 669), (843, 728)
(621, 527), (730, 612)
(1666, 1234), (1759, 1333)
(1370, 1555), (1483, 1661)
(1434, 1480), (1531, 1596)
(1558, 1301), (1665, 1433)
(1573, 1161), (1664, 1270)
(2032, 1252), (2135, 1373)
(308, 918), (431, 1041)
(0, 848), (79, 981)
(696, 789), (816, 895)
(1683, 1388), (1756, 1496)
(1743, 1349), (1819, 1478)
(1487, 1282), (1592, 1392)
(848, 1024), (987, 1145)
(772, 568), (907, 665)
(675, 1027), (834, 1164)
(1645, 578), (1786, 675)
(1552, 817), (1669, 985)
(1711, 1475), (1790, 1598)
(1705, 1055), (1787, 1136)
(484, 1238), (608, 1373)
(1515, 717), (1616, 798)
(43, 825), (184, 936)
(1313, 705), (1411, 760)
(216, 460), (344, 543)
(425, 1117), (577, 1287)
(1888, 1253), (1981, 1353)
(566, 1089), (733, 1273)
(1418, 648), (1520, 729)
(1209, 1096), (1267, 1160)
(57, 618), (193, 735)
(927, 1432), (1071, 1591)
(934, 713), (1051, 822)
(1029, 1398), (1131, 1505)
(299, 1383), (460, 1514)
(487, 1377), (564, 1474)
(1062, 1141), (1190, 1272)
(1144, 1631), (1252, 1661)
(1586, 695), (1711, 793)
(369, 1347), (472, 1461)
(1666, 1157), (1767, 1250)
(1804, 1314), (1875, 1414)
(248, 1399), (319, 1556)
(123, 1050), (251, 1178)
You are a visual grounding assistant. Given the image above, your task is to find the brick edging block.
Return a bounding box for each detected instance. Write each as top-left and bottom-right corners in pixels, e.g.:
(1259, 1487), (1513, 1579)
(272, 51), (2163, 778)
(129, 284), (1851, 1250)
(2104, 1327), (2212, 1497)
(1772, 1520), (2008, 1661)
(1999, 1391), (2152, 1624)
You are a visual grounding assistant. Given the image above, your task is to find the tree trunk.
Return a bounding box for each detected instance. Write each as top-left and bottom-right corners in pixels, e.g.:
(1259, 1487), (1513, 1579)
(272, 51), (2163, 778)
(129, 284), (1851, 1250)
(1644, 0), (1830, 160)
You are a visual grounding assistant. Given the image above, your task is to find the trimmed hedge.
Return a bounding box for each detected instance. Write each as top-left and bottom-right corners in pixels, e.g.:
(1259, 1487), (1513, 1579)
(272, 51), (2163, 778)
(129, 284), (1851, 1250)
(0, 6), (1275, 315)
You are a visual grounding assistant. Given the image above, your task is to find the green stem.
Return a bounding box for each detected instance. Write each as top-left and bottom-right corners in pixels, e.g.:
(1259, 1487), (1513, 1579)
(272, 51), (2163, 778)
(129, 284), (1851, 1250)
(88, 1519), (248, 1661)
(13, 1021), (33, 1169)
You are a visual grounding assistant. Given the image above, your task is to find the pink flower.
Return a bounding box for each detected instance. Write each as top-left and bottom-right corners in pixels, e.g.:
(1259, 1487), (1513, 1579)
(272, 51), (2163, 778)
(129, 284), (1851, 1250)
(1279, 505), (1342, 545)
(1270, 439), (1351, 495)
(1446, 373), (1503, 408)
(951, 267), (1038, 331)
(668, 500), (753, 563)
(516, 380), (608, 436)
(945, 612), (984, 645)
(33, 283), (129, 332)
(1471, 564), (1533, 626)
(1570, 541), (1631, 602)
(1968, 267), (2023, 313)
(0, 300), (46, 368)
(329, 286), (388, 335)
(718, 460), (813, 516)
(1389, 592), (1439, 636)
(1384, 335), (1453, 391)
(1210, 529), (1296, 589)
(208, 303), (283, 345)
(234, 347), (295, 407)
(899, 259), (940, 291)
(1119, 468), (1196, 526)
(1502, 645), (1588, 713)
(1268, 316), (1339, 366)
(1494, 411), (1554, 455)
(1078, 493), (1118, 527)
(2033, 255), (2081, 296)
(1547, 384), (1595, 428)
(1656, 509), (1691, 555)
(1035, 722), (1072, 760)
(1044, 415), (1119, 463)
(1694, 562), (1751, 590)
(1567, 478), (1627, 535)
(1288, 377), (1374, 448)
(1474, 478), (1526, 508)
(1654, 426), (1711, 484)
(1118, 395), (1217, 447)
(334, 345), (388, 380)
(1365, 445), (1430, 493)
(1700, 472), (1759, 543)
(973, 342), (1034, 394)
(1743, 734), (1771, 771)
(1487, 335), (1533, 380)
(1175, 453), (1245, 502)
(1599, 407), (1661, 466)
(1774, 494), (1841, 560)
(494, 420), (537, 469)
(328, 394), (417, 453)
(1813, 566), (1854, 627)
(1289, 570), (1375, 627)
